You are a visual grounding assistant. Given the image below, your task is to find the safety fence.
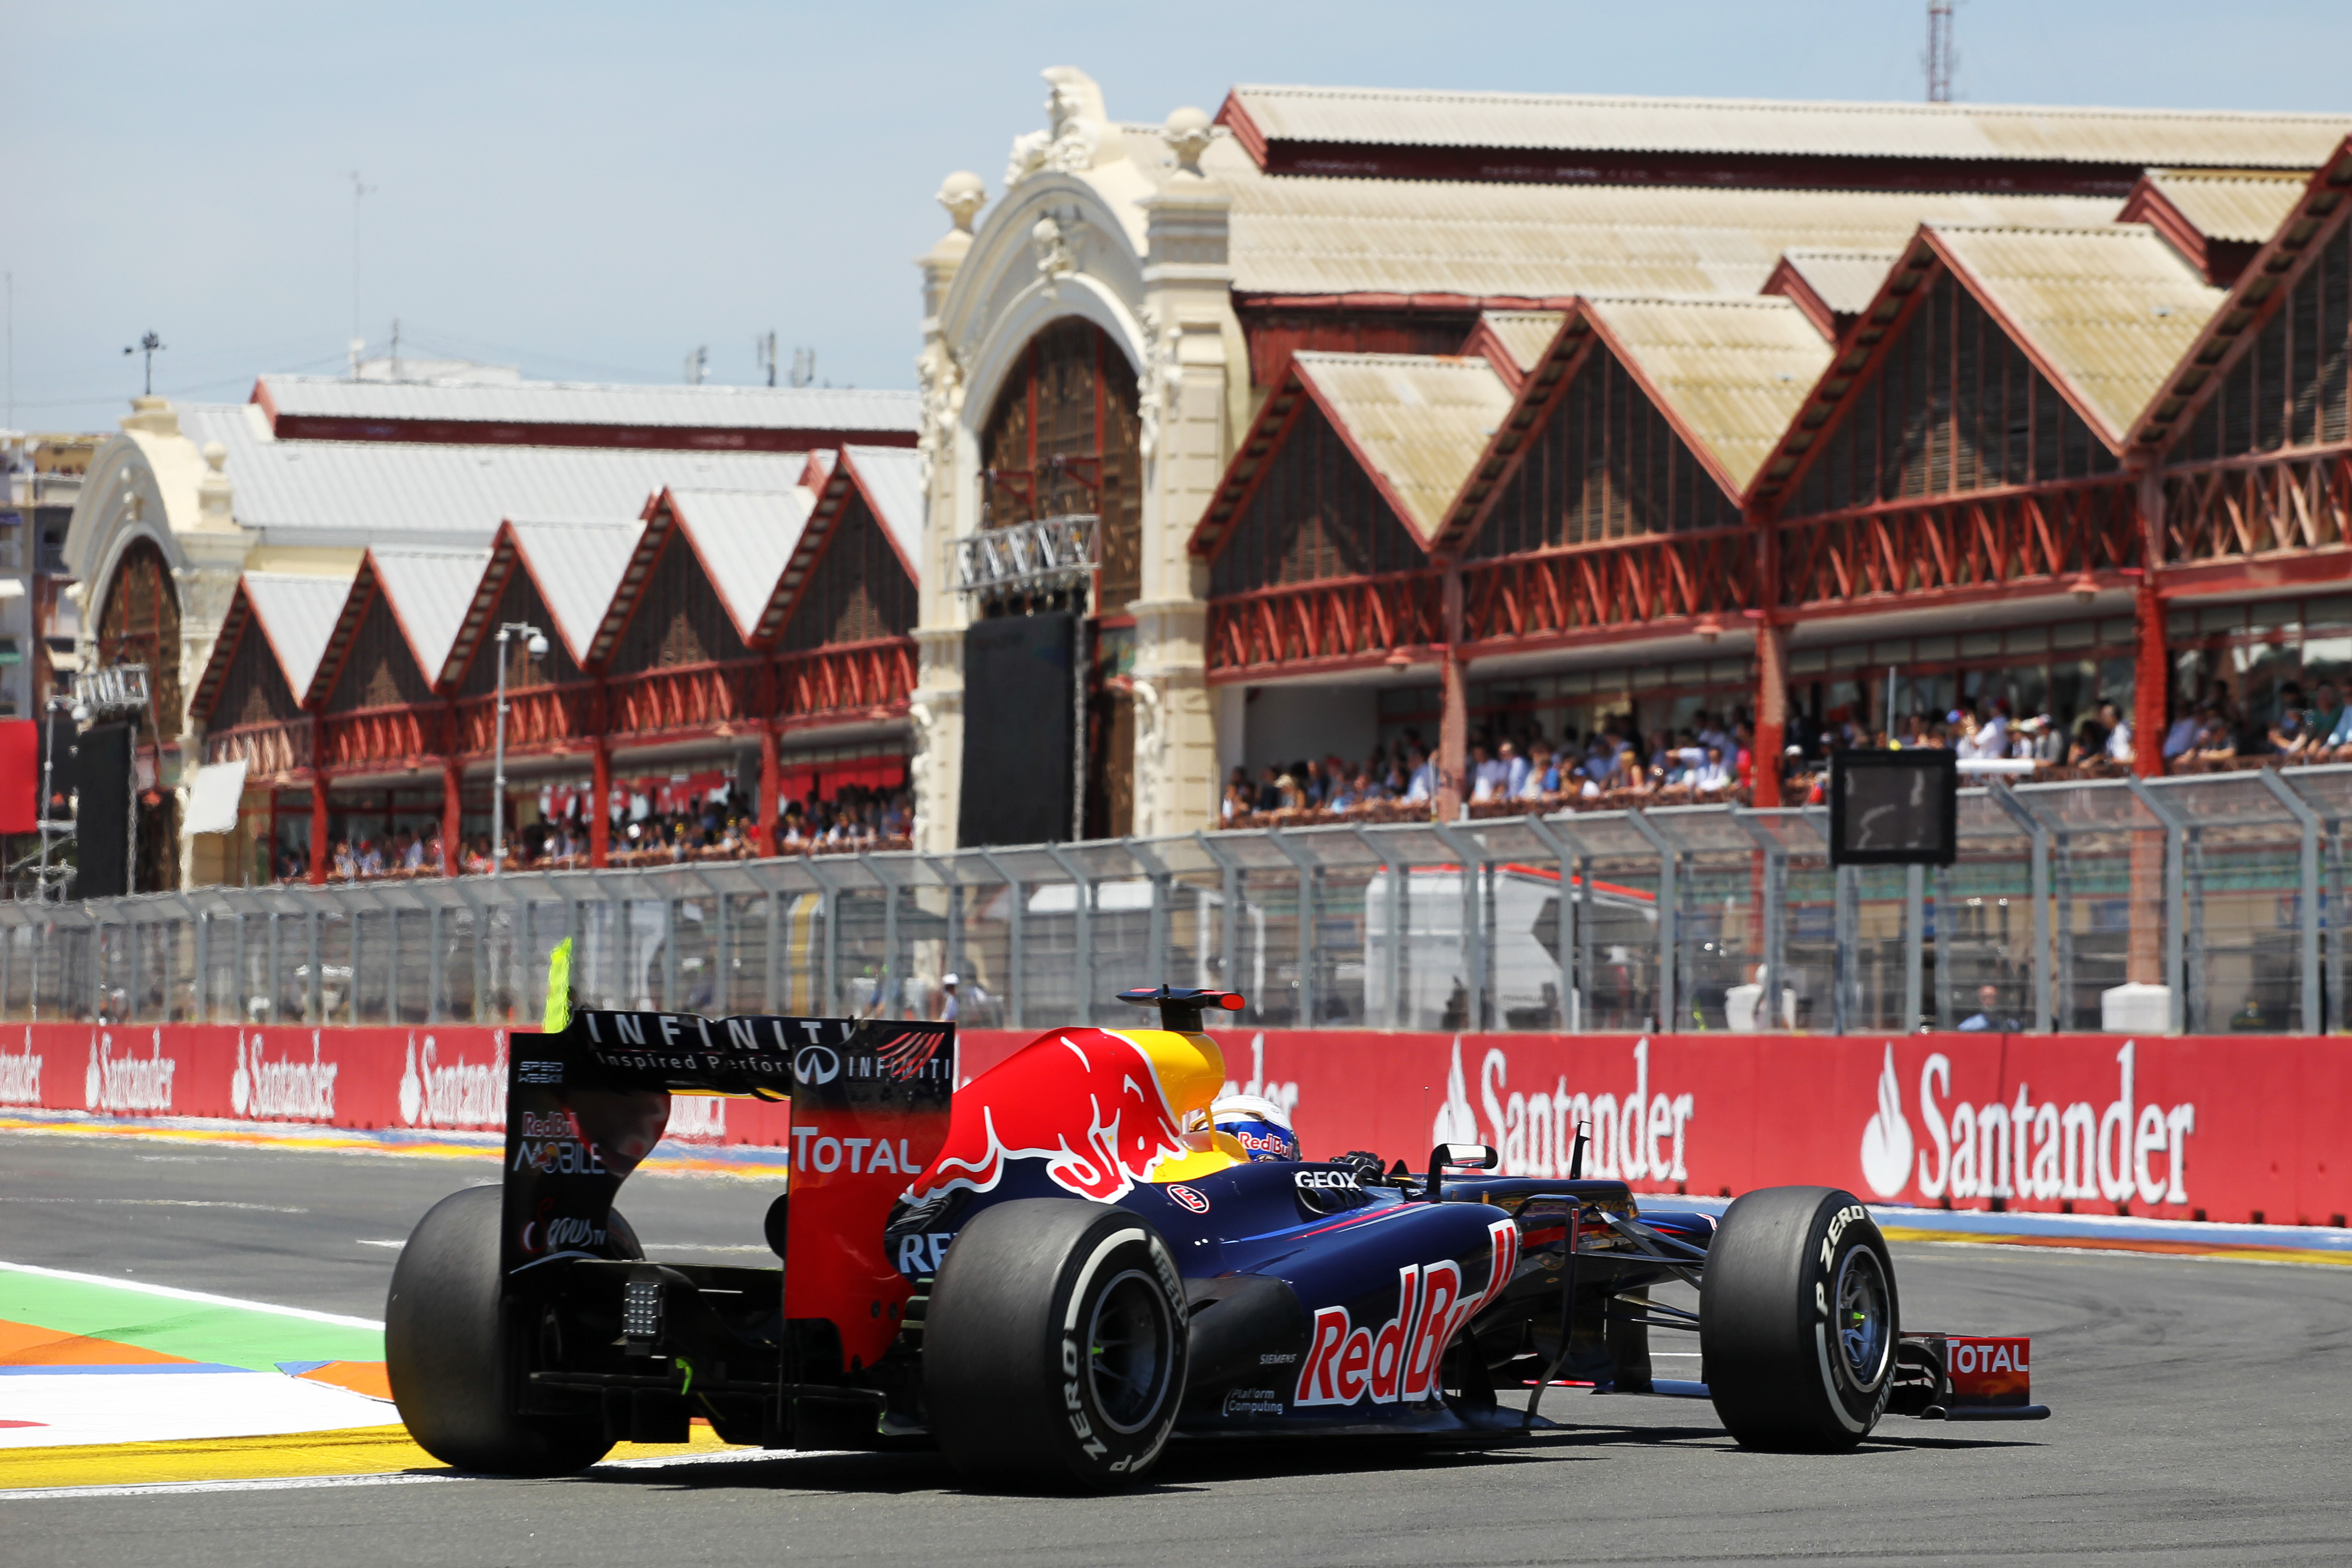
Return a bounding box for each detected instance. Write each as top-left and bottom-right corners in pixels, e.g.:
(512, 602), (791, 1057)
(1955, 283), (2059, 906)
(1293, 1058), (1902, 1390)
(2, 769), (2347, 1038)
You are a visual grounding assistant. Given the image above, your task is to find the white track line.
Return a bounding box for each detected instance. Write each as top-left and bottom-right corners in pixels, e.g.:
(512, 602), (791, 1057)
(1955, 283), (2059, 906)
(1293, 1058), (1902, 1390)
(2, 1445), (848, 1502)
(0, 1262), (385, 1330)
(0, 1473), (454, 1502)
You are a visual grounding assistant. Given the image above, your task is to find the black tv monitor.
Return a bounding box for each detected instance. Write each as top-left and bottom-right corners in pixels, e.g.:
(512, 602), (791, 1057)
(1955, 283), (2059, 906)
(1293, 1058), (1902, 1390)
(1828, 749), (1958, 868)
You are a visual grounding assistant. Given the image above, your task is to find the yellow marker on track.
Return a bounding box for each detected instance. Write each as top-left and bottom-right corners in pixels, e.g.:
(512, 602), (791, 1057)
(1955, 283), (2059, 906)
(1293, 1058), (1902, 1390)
(0, 1422), (743, 1493)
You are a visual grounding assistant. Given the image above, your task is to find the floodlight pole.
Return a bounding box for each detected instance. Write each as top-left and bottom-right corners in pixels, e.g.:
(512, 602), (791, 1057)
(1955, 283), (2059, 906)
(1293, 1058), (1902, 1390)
(490, 623), (545, 876)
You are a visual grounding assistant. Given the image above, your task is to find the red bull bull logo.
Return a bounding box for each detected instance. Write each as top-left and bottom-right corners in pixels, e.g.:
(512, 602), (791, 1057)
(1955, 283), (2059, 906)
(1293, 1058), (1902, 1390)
(906, 1028), (1209, 1205)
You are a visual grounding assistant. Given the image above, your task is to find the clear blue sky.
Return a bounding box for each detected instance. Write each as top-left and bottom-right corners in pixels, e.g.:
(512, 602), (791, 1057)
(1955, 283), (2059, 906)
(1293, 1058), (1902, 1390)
(6, 0), (2348, 430)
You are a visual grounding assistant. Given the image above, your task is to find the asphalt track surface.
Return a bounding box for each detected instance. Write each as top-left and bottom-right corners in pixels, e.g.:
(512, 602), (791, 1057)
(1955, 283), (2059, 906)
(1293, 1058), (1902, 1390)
(6, 1132), (2351, 1567)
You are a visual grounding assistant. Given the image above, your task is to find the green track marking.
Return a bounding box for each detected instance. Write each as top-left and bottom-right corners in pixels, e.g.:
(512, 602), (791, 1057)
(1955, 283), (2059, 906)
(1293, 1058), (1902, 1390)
(0, 1266), (382, 1372)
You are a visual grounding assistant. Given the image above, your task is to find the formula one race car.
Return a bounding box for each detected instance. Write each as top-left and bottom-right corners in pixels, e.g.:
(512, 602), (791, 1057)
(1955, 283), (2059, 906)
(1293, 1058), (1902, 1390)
(385, 986), (2047, 1490)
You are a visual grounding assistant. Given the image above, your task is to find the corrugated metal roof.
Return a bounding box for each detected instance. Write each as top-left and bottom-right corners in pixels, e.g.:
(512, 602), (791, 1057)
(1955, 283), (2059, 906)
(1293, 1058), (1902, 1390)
(841, 445), (926, 567)
(1582, 295), (1836, 493)
(2142, 168), (2309, 243)
(1226, 86), (2352, 167)
(367, 546), (492, 680)
(504, 518), (646, 663)
(1196, 135), (2125, 299)
(1294, 353), (1514, 540)
(1477, 311), (1567, 373)
(175, 404), (829, 547)
(257, 374), (919, 434)
(1772, 249), (1899, 316)
(663, 490), (812, 642)
(241, 572), (357, 698)
(1928, 223), (2227, 440)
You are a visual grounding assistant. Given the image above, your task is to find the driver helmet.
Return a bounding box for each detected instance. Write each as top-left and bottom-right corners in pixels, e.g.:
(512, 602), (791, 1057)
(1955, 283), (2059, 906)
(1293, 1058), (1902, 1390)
(1210, 1094), (1298, 1163)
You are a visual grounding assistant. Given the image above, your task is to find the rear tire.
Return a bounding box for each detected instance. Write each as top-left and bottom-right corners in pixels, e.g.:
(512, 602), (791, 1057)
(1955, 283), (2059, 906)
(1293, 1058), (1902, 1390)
(386, 1186), (630, 1474)
(924, 1199), (1187, 1491)
(1701, 1186), (1898, 1451)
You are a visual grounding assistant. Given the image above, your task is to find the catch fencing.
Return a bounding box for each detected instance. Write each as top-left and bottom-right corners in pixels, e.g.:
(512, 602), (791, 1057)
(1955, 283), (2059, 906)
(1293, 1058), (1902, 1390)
(5, 768), (2348, 1039)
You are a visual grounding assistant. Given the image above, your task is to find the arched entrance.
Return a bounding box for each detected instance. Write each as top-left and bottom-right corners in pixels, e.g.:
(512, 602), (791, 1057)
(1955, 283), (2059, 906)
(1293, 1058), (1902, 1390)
(97, 537), (182, 891)
(980, 318), (1142, 839)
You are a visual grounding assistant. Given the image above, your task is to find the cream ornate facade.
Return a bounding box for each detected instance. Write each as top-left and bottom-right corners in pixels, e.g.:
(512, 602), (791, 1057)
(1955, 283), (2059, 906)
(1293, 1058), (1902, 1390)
(912, 69), (1245, 851)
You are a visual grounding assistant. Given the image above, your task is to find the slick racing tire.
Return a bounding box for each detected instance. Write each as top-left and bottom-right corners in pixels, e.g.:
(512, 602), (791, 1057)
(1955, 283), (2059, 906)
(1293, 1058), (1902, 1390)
(1700, 1186), (1899, 1451)
(924, 1199), (1187, 1492)
(386, 1186), (636, 1474)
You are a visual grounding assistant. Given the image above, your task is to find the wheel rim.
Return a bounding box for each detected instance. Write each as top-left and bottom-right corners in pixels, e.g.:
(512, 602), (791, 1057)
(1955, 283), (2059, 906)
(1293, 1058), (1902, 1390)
(1833, 1245), (1891, 1390)
(1086, 1270), (1175, 1435)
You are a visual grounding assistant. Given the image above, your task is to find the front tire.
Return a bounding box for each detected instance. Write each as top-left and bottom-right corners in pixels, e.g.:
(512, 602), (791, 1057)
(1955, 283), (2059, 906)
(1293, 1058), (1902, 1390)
(1701, 1186), (1898, 1451)
(924, 1199), (1187, 1491)
(386, 1186), (626, 1474)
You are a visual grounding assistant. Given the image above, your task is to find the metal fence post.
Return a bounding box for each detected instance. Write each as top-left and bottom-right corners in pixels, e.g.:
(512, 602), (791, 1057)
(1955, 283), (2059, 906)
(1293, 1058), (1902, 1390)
(1626, 812), (1677, 1032)
(2128, 779), (2188, 1035)
(976, 850), (1023, 1029)
(1522, 814), (1583, 1033)
(1043, 845), (1094, 1028)
(1831, 865), (1857, 1036)
(1195, 833), (1241, 1007)
(1433, 823), (1487, 1033)
(1125, 840), (1172, 991)
(2260, 770), (2324, 1036)
(1990, 785), (2052, 1033)
(1902, 864), (1924, 1034)
(1268, 830), (1319, 1029)
(1352, 823), (1409, 1029)
(761, 869), (784, 1016)
(802, 856), (841, 1018)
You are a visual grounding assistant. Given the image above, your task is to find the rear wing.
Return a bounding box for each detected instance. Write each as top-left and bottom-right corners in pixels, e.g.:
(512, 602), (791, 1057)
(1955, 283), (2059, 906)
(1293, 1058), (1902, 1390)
(502, 1008), (956, 1372)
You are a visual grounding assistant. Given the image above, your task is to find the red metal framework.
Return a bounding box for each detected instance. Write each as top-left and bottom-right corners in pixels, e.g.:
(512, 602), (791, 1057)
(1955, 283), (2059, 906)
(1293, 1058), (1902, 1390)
(1775, 478), (2139, 612)
(2164, 447), (2352, 565)
(451, 685), (594, 759)
(319, 705), (450, 773)
(203, 719), (311, 778)
(1458, 527), (1756, 648)
(1205, 571), (1445, 679)
(774, 637), (918, 728)
(607, 660), (761, 740)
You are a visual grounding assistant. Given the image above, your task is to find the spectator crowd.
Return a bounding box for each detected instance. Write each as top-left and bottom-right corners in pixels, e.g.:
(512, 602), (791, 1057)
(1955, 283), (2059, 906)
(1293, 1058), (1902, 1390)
(273, 782), (914, 884)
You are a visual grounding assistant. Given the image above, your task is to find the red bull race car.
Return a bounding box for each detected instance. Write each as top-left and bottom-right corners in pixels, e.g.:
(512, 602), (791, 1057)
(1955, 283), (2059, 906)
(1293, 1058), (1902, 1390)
(385, 986), (2046, 1490)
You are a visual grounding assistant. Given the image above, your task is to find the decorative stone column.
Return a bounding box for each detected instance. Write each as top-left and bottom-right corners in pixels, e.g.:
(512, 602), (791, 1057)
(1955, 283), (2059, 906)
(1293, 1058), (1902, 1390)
(173, 441), (256, 888)
(1128, 109), (1240, 838)
(910, 172), (983, 856)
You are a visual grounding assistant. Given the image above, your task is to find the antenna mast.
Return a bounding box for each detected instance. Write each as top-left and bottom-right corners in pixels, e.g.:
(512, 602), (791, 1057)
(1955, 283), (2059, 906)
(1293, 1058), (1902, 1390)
(1927, 1), (1956, 104)
(350, 171), (377, 375)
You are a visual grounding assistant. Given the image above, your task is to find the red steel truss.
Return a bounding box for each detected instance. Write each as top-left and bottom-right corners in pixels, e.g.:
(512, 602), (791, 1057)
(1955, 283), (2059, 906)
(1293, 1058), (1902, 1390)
(1206, 570), (1445, 677)
(1774, 477), (2139, 611)
(210, 637), (916, 775)
(1458, 527), (1754, 648)
(204, 719), (312, 777)
(2164, 446), (2352, 565)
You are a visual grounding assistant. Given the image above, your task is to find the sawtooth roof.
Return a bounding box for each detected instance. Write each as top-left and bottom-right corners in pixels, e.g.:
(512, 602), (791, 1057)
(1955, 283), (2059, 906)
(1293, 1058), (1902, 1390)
(240, 572), (358, 699)
(1290, 352), (1515, 542)
(1769, 249), (1899, 319)
(501, 518), (647, 665)
(365, 546), (493, 684)
(840, 445), (927, 570)
(1579, 294), (1837, 493)
(660, 489), (816, 644)
(1926, 222), (2227, 441)
(1472, 311), (1568, 377)
(2119, 168), (2310, 245)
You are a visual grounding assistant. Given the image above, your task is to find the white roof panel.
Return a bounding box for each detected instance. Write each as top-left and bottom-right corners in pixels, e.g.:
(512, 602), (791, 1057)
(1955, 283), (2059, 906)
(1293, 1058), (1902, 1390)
(1226, 86), (2352, 167)
(241, 572), (357, 698)
(505, 518), (646, 663)
(175, 404), (831, 548)
(367, 546), (492, 680)
(257, 375), (919, 435)
(663, 489), (813, 641)
(842, 446), (927, 568)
